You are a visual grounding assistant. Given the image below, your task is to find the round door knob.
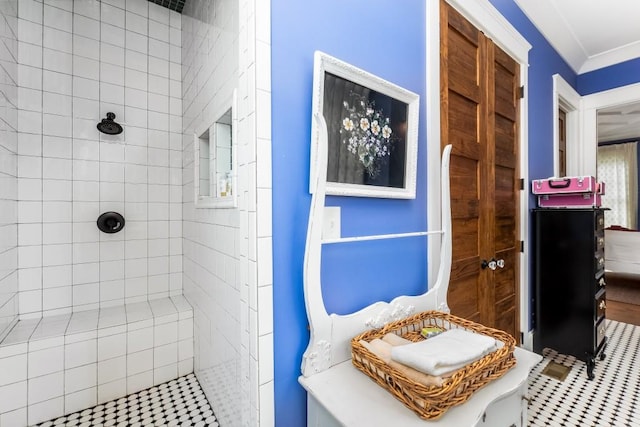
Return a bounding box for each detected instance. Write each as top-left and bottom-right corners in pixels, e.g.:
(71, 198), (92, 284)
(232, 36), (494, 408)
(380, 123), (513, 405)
(496, 259), (505, 268)
(481, 259), (497, 270)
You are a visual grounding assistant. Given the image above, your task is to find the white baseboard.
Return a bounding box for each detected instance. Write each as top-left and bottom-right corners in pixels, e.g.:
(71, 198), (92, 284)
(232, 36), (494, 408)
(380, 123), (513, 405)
(521, 330), (534, 351)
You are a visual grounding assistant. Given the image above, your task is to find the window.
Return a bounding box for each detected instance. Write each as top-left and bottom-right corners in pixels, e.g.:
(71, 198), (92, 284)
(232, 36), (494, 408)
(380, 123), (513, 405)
(597, 142), (638, 228)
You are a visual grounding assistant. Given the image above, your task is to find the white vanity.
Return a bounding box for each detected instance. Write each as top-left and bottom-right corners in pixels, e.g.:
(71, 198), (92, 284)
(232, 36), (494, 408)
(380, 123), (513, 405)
(301, 346), (540, 427)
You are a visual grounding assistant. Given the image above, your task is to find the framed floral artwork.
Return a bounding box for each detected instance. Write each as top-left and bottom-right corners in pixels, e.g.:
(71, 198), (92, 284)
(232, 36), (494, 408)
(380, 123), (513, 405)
(309, 51), (420, 198)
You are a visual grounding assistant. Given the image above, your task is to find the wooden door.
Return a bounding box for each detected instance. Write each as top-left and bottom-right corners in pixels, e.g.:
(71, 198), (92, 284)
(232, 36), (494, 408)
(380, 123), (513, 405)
(558, 109), (567, 176)
(440, 1), (521, 340)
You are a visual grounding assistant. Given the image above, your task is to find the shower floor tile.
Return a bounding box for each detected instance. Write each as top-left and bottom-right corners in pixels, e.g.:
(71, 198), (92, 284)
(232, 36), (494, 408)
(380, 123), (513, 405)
(36, 374), (218, 427)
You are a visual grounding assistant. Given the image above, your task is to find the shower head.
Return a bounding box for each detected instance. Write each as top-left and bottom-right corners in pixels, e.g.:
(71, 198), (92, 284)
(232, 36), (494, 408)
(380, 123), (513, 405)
(97, 112), (123, 135)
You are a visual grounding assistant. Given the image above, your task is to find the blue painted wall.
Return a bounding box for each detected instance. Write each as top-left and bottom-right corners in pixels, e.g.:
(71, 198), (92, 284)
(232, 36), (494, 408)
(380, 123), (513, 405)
(271, 1), (578, 425)
(271, 1), (427, 425)
(578, 57), (640, 95)
(487, 0), (577, 182)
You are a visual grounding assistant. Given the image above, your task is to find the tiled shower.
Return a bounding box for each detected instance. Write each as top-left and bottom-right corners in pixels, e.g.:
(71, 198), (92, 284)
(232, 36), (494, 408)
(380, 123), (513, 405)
(0, 0), (274, 425)
(16, 0), (183, 320)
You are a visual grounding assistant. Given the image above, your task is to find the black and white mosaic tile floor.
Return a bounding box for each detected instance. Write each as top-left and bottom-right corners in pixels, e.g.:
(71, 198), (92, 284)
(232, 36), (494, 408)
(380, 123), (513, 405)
(37, 374), (218, 427)
(528, 319), (640, 426)
(36, 319), (640, 426)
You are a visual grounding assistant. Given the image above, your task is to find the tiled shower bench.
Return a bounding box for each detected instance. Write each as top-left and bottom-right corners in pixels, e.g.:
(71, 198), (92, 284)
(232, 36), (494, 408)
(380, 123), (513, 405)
(0, 296), (194, 426)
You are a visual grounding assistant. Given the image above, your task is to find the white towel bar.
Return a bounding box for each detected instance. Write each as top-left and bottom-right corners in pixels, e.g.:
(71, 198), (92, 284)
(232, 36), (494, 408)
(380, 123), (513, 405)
(321, 230), (443, 245)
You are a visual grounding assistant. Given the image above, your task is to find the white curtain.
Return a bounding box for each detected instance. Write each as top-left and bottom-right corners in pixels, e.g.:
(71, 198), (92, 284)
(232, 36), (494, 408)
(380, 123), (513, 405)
(597, 142), (638, 229)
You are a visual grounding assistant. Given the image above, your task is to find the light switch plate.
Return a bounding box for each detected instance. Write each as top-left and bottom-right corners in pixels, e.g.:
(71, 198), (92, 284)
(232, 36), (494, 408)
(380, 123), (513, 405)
(322, 207), (340, 240)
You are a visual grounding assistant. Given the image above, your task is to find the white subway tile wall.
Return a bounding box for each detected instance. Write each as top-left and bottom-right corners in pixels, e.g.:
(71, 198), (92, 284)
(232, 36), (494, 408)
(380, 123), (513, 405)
(181, 1), (242, 426)
(16, 0), (183, 317)
(244, 1), (274, 425)
(246, 0), (274, 425)
(181, 0), (274, 425)
(0, 0), (19, 342)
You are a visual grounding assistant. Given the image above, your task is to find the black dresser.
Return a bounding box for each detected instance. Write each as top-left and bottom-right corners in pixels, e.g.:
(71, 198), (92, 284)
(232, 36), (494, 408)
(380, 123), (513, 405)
(533, 208), (607, 379)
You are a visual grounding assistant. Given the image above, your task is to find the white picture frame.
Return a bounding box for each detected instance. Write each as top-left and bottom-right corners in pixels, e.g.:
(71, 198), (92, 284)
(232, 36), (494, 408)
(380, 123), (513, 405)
(310, 51), (420, 199)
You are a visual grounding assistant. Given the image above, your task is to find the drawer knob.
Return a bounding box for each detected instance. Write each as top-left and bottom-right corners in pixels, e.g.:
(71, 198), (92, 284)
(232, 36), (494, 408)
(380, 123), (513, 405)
(599, 300), (607, 310)
(598, 237), (604, 246)
(598, 257), (605, 266)
(598, 217), (604, 226)
(599, 278), (606, 287)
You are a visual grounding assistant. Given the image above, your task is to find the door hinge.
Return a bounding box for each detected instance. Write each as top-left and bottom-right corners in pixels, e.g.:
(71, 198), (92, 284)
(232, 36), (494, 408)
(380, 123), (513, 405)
(520, 241), (525, 253)
(519, 178), (524, 190)
(518, 85), (525, 99)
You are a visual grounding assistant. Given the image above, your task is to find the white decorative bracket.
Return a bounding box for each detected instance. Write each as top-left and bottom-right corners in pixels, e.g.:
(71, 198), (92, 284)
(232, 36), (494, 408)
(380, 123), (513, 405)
(304, 340), (332, 374)
(365, 303), (416, 330)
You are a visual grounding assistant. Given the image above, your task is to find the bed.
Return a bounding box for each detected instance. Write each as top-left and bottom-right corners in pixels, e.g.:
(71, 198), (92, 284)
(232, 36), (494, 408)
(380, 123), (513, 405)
(605, 226), (640, 278)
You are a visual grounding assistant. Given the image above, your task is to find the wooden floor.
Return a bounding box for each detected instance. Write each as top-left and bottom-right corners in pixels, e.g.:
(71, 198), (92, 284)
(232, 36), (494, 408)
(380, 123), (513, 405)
(607, 300), (640, 326)
(606, 273), (640, 326)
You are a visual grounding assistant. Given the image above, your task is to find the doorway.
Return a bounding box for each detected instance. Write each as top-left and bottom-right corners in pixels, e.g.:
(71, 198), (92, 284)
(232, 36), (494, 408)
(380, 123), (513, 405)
(577, 83), (640, 326)
(596, 102), (640, 326)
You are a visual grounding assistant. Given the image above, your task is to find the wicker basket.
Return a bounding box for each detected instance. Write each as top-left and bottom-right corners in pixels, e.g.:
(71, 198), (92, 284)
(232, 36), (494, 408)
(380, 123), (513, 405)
(351, 310), (516, 420)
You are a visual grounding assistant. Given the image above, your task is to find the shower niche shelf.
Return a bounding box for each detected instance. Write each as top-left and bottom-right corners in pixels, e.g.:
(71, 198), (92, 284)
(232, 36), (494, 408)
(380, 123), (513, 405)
(194, 90), (237, 209)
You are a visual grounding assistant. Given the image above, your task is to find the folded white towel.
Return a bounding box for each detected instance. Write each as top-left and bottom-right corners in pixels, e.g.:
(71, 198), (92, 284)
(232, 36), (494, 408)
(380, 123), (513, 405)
(360, 339), (445, 387)
(381, 333), (412, 347)
(390, 328), (498, 376)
